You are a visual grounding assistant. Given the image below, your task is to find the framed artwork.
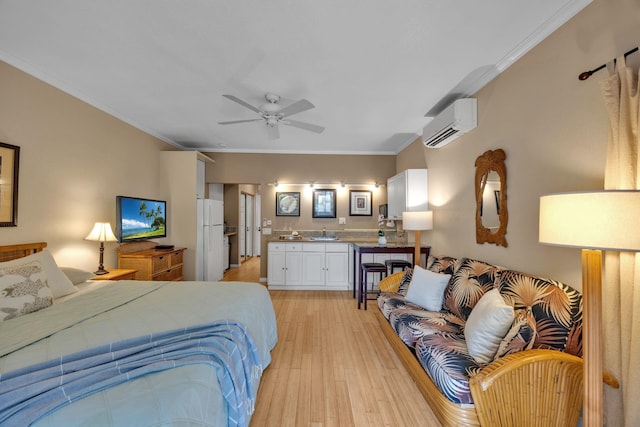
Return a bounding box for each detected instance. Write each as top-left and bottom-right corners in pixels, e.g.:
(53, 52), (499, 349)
(312, 189), (336, 218)
(276, 192), (300, 216)
(349, 190), (372, 216)
(0, 142), (20, 227)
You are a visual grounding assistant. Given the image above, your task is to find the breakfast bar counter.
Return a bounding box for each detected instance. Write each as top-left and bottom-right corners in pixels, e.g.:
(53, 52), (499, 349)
(351, 242), (431, 299)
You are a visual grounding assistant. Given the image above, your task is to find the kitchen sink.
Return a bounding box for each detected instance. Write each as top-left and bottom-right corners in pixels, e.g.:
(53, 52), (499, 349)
(310, 237), (340, 241)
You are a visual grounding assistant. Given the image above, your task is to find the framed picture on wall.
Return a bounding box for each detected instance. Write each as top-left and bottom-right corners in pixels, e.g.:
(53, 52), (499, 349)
(312, 189), (336, 218)
(276, 192), (300, 216)
(349, 190), (372, 216)
(0, 142), (20, 227)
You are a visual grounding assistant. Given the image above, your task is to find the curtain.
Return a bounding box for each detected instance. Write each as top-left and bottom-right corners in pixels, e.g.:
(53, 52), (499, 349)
(600, 56), (640, 427)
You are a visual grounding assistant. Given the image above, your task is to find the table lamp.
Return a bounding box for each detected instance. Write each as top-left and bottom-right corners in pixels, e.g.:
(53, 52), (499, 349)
(85, 222), (118, 275)
(539, 190), (640, 427)
(402, 211), (433, 268)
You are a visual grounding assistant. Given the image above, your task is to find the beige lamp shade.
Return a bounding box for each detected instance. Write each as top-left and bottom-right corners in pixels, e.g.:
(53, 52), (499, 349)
(402, 211), (433, 231)
(539, 190), (640, 427)
(85, 222), (118, 242)
(539, 191), (640, 251)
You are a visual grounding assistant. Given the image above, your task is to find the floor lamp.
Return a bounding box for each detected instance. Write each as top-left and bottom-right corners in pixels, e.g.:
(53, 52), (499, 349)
(539, 190), (640, 427)
(85, 222), (118, 275)
(402, 211), (433, 268)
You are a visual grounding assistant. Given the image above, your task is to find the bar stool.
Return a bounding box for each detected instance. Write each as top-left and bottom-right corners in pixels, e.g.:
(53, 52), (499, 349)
(385, 259), (412, 274)
(359, 262), (387, 310)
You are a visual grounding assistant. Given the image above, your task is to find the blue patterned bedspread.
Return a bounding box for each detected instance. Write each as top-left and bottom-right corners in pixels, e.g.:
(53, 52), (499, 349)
(0, 320), (262, 427)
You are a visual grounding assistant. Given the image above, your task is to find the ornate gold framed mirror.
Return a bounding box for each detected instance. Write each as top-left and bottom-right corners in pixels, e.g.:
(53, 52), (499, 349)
(475, 149), (508, 247)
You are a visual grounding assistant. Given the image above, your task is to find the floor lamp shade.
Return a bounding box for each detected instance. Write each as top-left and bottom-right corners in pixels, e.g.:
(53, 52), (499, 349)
(402, 211), (433, 268)
(539, 190), (640, 427)
(539, 191), (640, 251)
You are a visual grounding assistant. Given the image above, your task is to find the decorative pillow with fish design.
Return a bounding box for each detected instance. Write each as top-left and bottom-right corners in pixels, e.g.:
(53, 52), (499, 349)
(0, 261), (53, 321)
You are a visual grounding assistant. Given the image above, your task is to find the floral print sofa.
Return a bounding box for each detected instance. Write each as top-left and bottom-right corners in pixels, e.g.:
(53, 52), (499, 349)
(375, 255), (583, 426)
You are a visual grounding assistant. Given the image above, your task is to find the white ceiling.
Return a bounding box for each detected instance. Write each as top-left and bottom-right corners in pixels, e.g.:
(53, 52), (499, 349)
(0, 1), (591, 155)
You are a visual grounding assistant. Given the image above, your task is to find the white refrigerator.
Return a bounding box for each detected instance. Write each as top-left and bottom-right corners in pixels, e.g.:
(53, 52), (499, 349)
(196, 199), (224, 281)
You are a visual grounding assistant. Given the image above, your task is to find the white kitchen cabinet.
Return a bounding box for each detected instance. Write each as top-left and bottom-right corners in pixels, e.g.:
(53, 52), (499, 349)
(302, 243), (324, 287)
(268, 242), (349, 290)
(325, 251), (350, 289)
(387, 169), (428, 220)
(267, 242), (303, 288)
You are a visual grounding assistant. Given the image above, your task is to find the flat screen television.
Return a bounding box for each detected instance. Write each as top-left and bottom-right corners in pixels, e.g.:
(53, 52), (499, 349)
(116, 196), (167, 242)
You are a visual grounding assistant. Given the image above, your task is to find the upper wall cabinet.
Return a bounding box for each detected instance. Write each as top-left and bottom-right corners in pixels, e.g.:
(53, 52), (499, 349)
(387, 169), (428, 220)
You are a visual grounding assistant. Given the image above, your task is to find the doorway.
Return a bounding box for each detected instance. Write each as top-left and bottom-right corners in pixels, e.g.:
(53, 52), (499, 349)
(240, 192), (255, 263)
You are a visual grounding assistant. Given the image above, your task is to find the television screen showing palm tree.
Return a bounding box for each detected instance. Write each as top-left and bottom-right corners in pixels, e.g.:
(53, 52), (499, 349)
(116, 196), (167, 242)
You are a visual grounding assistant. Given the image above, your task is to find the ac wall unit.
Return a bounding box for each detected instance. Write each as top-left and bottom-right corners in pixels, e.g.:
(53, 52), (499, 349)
(422, 98), (477, 148)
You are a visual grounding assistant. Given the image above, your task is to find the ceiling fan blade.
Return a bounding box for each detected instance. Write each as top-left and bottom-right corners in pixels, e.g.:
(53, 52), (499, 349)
(222, 94), (262, 114)
(267, 124), (280, 140)
(218, 119), (262, 125)
(279, 99), (315, 117)
(283, 119), (325, 134)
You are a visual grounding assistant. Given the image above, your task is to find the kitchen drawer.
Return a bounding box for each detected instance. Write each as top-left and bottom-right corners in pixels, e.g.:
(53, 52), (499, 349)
(268, 243), (285, 252)
(303, 243), (324, 252)
(325, 243), (350, 253)
(286, 243), (303, 252)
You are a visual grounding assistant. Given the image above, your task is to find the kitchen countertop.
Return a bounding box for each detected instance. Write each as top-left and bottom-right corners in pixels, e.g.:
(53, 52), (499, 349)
(268, 237), (427, 249)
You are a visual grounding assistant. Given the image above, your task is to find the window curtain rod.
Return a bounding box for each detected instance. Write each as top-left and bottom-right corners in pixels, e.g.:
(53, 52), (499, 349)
(579, 47), (639, 81)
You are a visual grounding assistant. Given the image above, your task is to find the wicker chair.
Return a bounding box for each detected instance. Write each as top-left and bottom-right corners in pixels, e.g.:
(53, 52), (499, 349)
(468, 349), (584, 427)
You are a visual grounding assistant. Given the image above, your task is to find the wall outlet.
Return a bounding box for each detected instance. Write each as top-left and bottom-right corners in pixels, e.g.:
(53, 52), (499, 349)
(263, 227), (272, 235)
(339, 217), (346, 225)
(267, 219), (272, 225)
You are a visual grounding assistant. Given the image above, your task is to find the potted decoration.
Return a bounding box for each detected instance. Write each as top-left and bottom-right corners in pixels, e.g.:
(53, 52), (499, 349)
(378, 215), (387, 245)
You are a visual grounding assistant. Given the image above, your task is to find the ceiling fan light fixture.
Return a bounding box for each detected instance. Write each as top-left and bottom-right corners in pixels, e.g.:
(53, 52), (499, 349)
(261, 102), (281, 113)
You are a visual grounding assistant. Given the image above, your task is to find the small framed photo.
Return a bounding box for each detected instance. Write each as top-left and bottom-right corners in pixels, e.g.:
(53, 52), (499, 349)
(276, 192), (300, 216)
(312, 189), (336, 218)
(0, 142), (20, 227)
(349, 190), (372, 216)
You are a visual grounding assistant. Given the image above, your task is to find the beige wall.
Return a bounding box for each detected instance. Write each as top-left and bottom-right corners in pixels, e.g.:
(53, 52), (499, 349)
(206, 153), (396, 276)
(412, 0), (638, 291)
(0, 61), (175, 271)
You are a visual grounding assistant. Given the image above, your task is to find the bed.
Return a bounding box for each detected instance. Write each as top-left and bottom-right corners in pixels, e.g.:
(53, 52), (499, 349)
(0, 242), (278, 426)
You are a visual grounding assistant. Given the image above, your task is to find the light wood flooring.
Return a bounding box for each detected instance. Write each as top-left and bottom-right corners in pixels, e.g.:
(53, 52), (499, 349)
(223, 257), (441, 427)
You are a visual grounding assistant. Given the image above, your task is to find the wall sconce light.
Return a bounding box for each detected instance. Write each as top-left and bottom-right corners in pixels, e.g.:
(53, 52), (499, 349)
(84, 222), (118, 275)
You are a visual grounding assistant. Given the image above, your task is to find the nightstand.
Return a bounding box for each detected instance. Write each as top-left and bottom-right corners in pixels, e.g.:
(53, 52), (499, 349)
(92, 269), (138, 281)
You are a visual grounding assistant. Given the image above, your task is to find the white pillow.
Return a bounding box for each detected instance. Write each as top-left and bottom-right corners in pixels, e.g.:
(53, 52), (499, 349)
(0, 250), (78, 299)
(404, 265), (451, 311)
(465, 288), (515, 364)
(0, 261), (54, 321)
(60, 267), (95, 285)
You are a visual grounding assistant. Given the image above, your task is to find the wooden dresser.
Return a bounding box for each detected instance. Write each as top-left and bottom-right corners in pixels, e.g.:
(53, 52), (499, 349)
(117, 241), (185, 281)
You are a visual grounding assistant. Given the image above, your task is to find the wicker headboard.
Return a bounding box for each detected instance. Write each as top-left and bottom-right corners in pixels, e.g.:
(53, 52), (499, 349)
(0, 242), (47, 262)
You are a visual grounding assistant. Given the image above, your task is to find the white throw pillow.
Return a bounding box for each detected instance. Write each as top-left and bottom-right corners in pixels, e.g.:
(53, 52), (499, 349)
(0, 261), (54, 321)
(465, 288), (515, 364)
(404, 265), (451, 311)
(60, 267), (95, 285)
(0, 250), (78, 299)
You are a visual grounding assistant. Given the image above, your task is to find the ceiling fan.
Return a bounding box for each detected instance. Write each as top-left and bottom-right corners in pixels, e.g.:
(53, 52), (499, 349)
(218, 93), (325, 139)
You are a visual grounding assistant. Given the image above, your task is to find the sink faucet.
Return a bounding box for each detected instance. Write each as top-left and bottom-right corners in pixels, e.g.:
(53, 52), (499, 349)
(322, 227), (326, 237)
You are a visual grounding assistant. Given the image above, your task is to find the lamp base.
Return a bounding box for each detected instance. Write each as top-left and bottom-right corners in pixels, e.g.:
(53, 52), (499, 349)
(93, 268), (109, 275)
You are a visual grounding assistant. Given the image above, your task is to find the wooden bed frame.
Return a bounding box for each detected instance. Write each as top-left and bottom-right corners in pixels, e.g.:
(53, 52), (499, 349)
(0, 242), (47, 262)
